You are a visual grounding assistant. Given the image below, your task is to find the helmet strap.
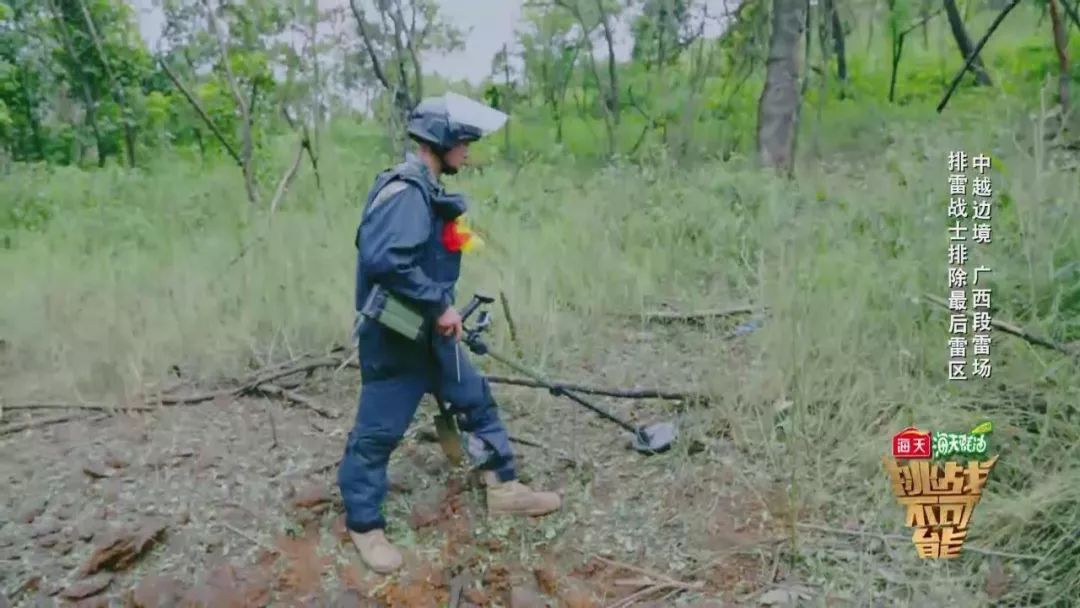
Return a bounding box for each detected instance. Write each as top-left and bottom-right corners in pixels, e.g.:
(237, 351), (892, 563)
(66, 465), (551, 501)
(431, 143), (458, 176)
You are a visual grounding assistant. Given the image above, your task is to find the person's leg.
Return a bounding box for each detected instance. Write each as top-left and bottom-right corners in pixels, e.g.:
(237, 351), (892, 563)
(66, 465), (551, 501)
(337, 371), (427, 572)
(432, 335), (561, 516)
(432, 337), (514, 476)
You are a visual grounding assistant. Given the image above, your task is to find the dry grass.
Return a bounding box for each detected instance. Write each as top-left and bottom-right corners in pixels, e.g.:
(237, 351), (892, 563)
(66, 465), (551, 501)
(2, 89), (1080, 605)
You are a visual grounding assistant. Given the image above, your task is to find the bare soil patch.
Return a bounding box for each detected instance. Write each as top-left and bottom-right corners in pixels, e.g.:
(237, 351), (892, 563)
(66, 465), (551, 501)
(1, 319), (780, 606)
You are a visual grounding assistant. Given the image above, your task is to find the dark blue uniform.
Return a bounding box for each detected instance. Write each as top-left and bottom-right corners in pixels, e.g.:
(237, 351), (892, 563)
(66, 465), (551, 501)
(338, 154), (517, 534)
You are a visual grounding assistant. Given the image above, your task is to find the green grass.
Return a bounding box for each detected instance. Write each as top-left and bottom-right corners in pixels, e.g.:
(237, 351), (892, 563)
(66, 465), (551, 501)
(3, 4), (1080, 605)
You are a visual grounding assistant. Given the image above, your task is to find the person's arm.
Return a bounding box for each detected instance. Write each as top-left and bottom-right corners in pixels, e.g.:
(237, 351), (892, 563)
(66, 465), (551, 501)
(358, 182), (451, 317)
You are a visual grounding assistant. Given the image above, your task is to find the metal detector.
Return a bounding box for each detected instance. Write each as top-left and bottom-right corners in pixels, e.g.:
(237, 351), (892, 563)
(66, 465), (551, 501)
(458, 293), (677, 455)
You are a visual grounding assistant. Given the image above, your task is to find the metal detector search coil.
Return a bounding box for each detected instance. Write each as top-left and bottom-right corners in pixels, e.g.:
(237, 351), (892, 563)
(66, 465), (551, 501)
(458, 293), (678, 455)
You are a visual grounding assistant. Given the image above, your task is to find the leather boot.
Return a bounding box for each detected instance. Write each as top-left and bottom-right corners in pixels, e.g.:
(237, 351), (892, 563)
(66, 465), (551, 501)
(348, 528), (403, 574)
(483, 471), (562, 516)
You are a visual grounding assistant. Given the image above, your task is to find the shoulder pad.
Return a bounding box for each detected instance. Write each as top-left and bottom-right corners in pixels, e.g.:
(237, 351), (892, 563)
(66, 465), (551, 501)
(369, 180), (413, 210)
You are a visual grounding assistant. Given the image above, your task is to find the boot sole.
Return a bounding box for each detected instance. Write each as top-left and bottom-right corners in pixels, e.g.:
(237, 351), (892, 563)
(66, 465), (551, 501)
(364, 562), (403, 575)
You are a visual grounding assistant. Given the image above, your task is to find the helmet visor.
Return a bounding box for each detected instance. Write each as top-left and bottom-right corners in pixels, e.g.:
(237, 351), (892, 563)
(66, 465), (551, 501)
(444, 92), (508, 137)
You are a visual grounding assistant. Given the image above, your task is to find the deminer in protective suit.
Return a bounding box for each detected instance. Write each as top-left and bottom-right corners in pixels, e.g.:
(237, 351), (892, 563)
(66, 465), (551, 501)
(339, 93), (562, 574)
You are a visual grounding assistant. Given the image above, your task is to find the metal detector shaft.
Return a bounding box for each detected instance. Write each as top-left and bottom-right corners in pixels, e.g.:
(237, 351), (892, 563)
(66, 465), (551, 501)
(478, 346), (641, 435)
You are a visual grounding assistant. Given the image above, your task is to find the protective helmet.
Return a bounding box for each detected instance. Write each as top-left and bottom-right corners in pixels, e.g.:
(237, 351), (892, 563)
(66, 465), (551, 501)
(406, 92), (508, 152)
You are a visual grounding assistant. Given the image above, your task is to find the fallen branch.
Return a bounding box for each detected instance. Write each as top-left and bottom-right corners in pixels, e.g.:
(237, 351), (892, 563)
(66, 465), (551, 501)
(4, 354), (342, 416)
(219, 522), (280, 555)
(936, 0), (1023, 113)
(0, 413), (108, 437)
(921, 293), (1077, 357)
(266, 400), (279, 450)
(448, 574), (469, 608)
(592, 555), (685, 584)
(613, 576), (703, 591)
(252, 383), (339, 419)
(260, 352), (706, 404)
(592, 555), (704, 608)
(485, 375), (709, 403)
(7, 349), (702, 434)
(3, 402), (154, 412)
(609, 582), (700, 608)
(618, 305), (762, 325)
(794, 522), (1041, 561)
(507, 435), (582, 466)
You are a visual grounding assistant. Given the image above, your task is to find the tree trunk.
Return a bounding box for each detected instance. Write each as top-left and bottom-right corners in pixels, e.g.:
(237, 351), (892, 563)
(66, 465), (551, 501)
(921, 0), (931, 48)
(1049, 0), (1070, 114)
(501, 42), (512, 157)
(943, 0), (992, 86)
(595, 0), (620, 125)
(18, 74), (45, 160)
(77, 0), (136, 167)
(46, 0), (108, 167)
(554, 105), (564, 143)
(757, 0), (807, 175)
(800, 0), (813, 97)
(10, 4), (45, 161)
(824, 0), (847, 86)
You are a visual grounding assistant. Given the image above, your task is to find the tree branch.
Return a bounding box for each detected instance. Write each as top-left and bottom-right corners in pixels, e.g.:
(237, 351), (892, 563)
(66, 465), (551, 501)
(281, 107), (320, 189)
(937, 0), (1021, 113)
(901, 8), (944, 37)
(921, 293), (1077, 357)
(348, 0), (395, 95)
(393, 0), (424, 101)
(201, 0), (261, 206)
(76, 0), (137, 167)
(158, 58), (244, 166)
(268, 138), (306, 214)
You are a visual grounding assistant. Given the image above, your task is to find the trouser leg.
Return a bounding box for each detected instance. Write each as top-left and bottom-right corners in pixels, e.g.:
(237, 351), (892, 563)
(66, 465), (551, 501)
(337, 371), (428, 532)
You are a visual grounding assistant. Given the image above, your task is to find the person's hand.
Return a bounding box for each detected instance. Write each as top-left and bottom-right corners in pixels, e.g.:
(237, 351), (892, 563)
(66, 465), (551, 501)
(436, 306), (463, 341)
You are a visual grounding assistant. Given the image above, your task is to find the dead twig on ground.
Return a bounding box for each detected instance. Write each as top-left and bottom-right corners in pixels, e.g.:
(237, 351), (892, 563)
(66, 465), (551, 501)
(0, 413), (108, 436)
(592, 555), (685, 584)
(616, 305), (762, 325)
(508, 435), (582, 466)
(219, 522), (280, 555)
(8, 348), (698, 436)
(3, 402), (154, 412)
(305, 457), (342, 477)
(795, 522), (1041, 561)
(921, 293), (1077, 357)
(266, 400), (279, 450)
(333, 348), (358, 375)
(252, 383), (339, 419)
(613, 576), (703, 591)
(594, 556), (705, 608)
(448, 574), (469, 608)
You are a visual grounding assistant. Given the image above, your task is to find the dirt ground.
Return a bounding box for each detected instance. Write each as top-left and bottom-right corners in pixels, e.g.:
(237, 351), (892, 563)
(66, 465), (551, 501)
(0, 320), (792, 607)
